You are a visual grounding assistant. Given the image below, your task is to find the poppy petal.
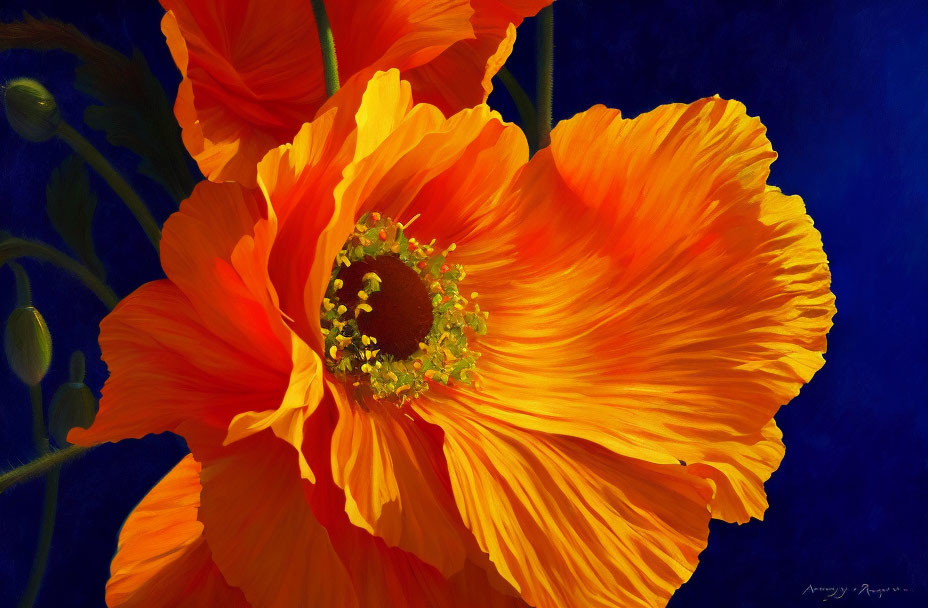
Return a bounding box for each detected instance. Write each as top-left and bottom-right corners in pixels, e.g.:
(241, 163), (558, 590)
(106, 454), (250, 608)
(328, 381), (468, 576)
(443, 98), (834, 523)
(160, 179), (291, 371)
(195, 431), (357, 608)
(68, 280), (286, 445)
(160, 0), (474, 186)
(224, 334), (325, 483)
(415, 400), (713, 608)
(258, 70), (418, 351)
(405, 0), (552, 114)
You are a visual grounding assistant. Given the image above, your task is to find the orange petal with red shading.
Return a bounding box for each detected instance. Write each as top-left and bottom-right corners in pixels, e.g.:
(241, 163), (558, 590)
(405, 0), (553, 114)
(71, 175), (297, 447)
(195, 431), (357, 608)
(328, 381), (468, 576)
(68, 280), (287, 446)
(106, 454), (249, 608)
(160, 0), (474, 186)
(415, 399), (713, 608)
(160, 180), (290, 366)
(436, 98), (834, 523)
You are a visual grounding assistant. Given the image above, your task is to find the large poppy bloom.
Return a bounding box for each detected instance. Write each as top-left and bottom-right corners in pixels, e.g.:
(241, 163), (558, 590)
(160, 0), (551, 186)
(70, 69), (834, 607)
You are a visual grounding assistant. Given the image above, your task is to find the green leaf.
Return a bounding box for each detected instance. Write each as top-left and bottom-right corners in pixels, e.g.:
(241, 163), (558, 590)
(46, 154), (105, 279)
(0, 14), (196, 203)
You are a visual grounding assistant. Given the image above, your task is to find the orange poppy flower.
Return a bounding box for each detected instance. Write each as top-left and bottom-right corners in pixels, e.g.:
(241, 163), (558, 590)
(160, 0), (551, 187)
(70, 70), (834, 607)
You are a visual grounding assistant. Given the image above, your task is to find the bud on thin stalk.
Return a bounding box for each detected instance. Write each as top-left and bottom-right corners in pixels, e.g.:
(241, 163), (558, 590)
(3, 78), (60, 143)
(4, 264), (52, 386)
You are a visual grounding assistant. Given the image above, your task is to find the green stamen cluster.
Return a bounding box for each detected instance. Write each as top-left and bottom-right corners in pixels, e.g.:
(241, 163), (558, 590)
(321, 212), (488, 402)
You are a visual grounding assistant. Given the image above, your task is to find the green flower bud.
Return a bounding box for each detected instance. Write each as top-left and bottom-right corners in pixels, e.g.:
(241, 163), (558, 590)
(4, 305), (52, 386)
(49, 352), (97, 446)
(4, 78), (60, 142)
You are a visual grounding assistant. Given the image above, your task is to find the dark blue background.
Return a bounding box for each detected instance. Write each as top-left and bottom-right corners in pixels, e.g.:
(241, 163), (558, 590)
(1, 1), (925, 606)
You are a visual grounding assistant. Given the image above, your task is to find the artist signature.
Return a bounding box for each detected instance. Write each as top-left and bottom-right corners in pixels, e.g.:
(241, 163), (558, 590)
(802, 584), (912, 601)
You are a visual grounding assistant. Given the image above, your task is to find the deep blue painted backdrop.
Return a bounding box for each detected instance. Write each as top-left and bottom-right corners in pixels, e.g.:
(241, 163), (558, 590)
(1, 1), (925, 606)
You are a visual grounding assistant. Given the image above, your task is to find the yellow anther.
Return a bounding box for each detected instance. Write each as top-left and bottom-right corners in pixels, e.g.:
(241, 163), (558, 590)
(365, 350), (373, 360)
(390, 242), (400, 253)
(418, 342), (428, 351)
(370, 336), (377, 344)
(448, 243), (457, 251)
(395, 384), (411, 394)
(329, 345), (338, 359)
(355, 303), (372, 317)
(375, 361), (382, 368)
(355, 222), (367, 232)
(361, 363), (371, 373)
(323, 298), (334, 311)
(362, 272), (382, 285)
(387, 371), (399, 383)
(454, 303), (464, 310)
(424, 369), (436, 379)
(333, 279), (343, 289)
(371, 212), (381, 222)
(361, 335), (371, 346)
(320, 328), (329, 336)
(470, 292), (478, 299)
(357, 290), (368, 301)
(336, 335), (352, 348)
(336, 304), (347, 315)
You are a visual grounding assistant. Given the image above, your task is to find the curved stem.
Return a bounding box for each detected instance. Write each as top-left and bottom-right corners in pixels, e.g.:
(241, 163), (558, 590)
(0, 445), (88, 496)
(9, 262), (32, 307)
(18, 467), (59, 608)
(29, 385), (49, 456)
(495, 67), (539, 152)
(310, 0), (340, 97)
(56, 121), (161, 252)
(19, 383), (58, 608)
(1, 237), (118, 310)
(535, 5), (554, 150)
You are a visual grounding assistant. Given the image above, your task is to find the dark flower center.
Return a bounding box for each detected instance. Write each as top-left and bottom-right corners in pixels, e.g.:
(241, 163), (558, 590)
(320, 212), (487, 402)
(335, 255), (432, 359)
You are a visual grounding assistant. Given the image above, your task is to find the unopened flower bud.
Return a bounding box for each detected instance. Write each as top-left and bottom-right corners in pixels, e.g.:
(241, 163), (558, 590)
(4, 78), (60, 142)
(49, 352), (97, 446)
(4, 305), (52, 385)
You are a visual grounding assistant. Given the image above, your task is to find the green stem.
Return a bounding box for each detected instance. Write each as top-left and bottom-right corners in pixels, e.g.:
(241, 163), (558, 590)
(310, 0), (340, 97)
(535, 5), (554, 150)
(56, 121), (161, 252)
(18, 384), (59, 608)
(0, 445), (88, 496)
(1, 237), (118, 310)
(8, 262), (32, 307)
(29, 384), (49, 456)
(18, 467), (59, 608)
(495, 67), (539, 152)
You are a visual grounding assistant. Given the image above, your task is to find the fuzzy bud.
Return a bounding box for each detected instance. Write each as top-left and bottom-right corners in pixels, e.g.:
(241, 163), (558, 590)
(4, 78), (60, 142)
(49, 352), (97, 446)
(4, 305), (52, 385)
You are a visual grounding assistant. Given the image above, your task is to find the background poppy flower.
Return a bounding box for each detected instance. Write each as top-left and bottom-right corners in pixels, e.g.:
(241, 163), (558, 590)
(68, 69), (833, 608)
(160, 0), (551, 187)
